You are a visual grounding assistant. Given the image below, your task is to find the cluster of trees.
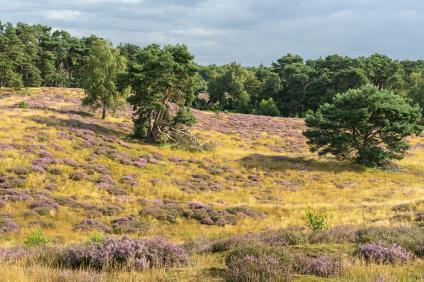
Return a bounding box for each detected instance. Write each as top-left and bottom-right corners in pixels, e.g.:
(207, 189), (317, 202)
(195, 54), (424, 117)
(0, 22), (89, 88)
(3, 22), (424, 119)
(2, 21), (424, 166)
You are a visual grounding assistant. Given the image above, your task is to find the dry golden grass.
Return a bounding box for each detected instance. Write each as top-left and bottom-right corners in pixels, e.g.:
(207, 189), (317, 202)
(0, 87), (423, 281)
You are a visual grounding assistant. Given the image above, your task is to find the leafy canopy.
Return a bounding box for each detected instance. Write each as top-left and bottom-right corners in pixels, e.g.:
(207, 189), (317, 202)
(127, 44), (197, 144)
(303, 84), (423, 166)
(81, 37), (126, 119)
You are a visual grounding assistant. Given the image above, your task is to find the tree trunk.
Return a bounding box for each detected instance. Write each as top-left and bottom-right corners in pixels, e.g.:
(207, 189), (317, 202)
(102, 104), (106, 119)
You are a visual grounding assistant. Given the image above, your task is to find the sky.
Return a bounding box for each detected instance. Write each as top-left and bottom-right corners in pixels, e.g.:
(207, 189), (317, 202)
(0, 0), (423, 65)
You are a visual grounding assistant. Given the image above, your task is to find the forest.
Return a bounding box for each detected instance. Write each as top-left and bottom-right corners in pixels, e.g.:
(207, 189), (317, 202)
(2, 21), (424, 118)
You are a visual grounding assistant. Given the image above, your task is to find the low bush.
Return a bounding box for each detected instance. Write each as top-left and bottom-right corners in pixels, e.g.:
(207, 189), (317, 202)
(356, 243), (411, 264)
(292, 253), (343, 277)
(356, 225), (424, 257)
(305, 208), (327, 232)
(24, 229), (49, 247)
(225, 244), (292, 282)
(58, 236), (190, 271)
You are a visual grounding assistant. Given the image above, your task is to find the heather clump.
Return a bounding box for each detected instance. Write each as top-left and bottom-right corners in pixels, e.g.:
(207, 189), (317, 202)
(0, 214), (19, 234)
(209, 227), (306, 253)
(292, 253), (343, 277)
(225, 244), (292, 282)
(69, 171), (88, 181)
(140, 200), (264, 226)
(355, 225), (424, 257)
(29, 200), (58, 216)
(111, 215), (149, 234)
(73, 219), (112, 233)
(58, 237), (190, 271)
(356, 243), (411, 264)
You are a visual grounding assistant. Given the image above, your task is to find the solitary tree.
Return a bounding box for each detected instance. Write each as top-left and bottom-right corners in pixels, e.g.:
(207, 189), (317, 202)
(127, 44), (197, 144)
(82, 37), (126, 119)
(303, 84), (423, 166)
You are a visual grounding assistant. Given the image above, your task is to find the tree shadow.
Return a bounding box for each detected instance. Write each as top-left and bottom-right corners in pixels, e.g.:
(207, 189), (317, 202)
(29, 115), (123, 137)
(239, 154), (365, 173)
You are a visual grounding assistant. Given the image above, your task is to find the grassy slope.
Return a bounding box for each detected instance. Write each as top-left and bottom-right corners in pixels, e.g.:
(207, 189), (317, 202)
(0, 88), (424, 281)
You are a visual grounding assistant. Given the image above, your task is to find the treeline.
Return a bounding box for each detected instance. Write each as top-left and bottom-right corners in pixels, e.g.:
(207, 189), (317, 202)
(2, 21), (424, 117)
(194, 55), (424, 117)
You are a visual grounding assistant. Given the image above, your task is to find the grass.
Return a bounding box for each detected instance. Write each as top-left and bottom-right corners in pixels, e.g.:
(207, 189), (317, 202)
(0, 87), (424, 280)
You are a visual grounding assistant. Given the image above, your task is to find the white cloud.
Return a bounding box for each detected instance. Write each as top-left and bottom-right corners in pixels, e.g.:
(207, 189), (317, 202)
(170, 28), (222, 37)
(45, 10), (81, 21)
(1, 0), (424, 65)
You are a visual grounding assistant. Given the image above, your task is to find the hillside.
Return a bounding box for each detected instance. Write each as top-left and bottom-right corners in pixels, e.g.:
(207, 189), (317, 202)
(1, 88), (424, 281)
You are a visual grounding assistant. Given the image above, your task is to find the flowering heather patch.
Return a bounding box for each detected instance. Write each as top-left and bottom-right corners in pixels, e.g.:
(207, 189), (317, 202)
(7, 166), (33, 175)
(111, 215), (149, 234)
(29, 199), (59, 216)
(140, 200), (264, 226)
(293, 253), (343, 277)
(208, 227), (306, 253)
(38, 150), (54, 158)
(357, 244), (411, 264)
(355, 226), (424, 257)
(32, 157), (58, 168)
(59, 236), (190, 271)
(120, 174), (138, 186)
(69, 171), (88, 181)
(73, 219), (113, 233)
(62, 159), (80, 168)
(0, 175), (26, 189)
(0, 214), (19, 234)
(0, 189), (32, 202)
(225, 244), (292, 282)
(0, 247), (30, 263)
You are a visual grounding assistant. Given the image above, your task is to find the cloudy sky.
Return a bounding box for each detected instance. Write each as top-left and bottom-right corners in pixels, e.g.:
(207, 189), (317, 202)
(0, 0), (423, 65)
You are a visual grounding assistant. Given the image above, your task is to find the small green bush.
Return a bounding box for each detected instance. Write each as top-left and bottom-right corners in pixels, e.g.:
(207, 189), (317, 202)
(24, 229), (49, 247)
(18, 101), (28, 109)
(88, 232), (105, 245)
(305, 208), (328, 232)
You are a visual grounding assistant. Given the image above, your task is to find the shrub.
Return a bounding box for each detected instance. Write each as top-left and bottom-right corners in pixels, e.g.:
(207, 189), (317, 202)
(305, 208), (327, 232)
(225, 244), (292, 282)
(88, 232), (105, 245)
(24, 229), (49, 247)
(355, 226), (424, 257)
(293, 253), (343, 277)
(18, 101), (28, 108)
(356, 243), (411, 264)
(58, 236), (190, 271)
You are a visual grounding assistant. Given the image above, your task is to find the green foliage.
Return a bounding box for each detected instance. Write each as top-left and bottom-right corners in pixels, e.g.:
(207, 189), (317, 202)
(88, 232), (105, 245)
(127, 44), (197, 144)
(3, 20), (424, 119)
(24, 229), (49, 247)
(257, 98), (280, 116)
(174, 107), (197, 127)
(18, 101), (28, 108)
(305, 208), (328, 232)
(303, 85), (423, 166)
(81, 37), (127, 119)
(0, 22), (87, 88)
